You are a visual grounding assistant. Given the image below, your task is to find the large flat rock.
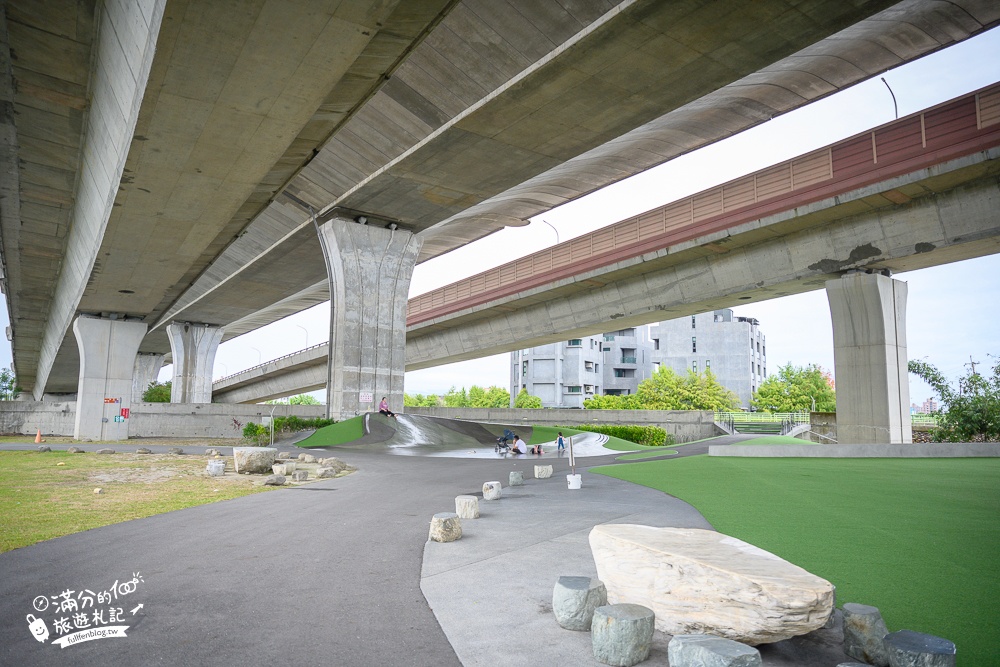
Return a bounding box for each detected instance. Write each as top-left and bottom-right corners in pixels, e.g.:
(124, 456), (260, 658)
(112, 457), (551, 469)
(589, 525), (834, 645)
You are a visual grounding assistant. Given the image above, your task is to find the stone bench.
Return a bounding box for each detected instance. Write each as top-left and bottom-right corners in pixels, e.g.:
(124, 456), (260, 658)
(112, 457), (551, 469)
(483, 481), (502, 500)
(552, 576), (606, 631)
(428, 512), (462, 543)
(668, 634), (761, 667)
(535, 464), (553, 479)
(884, 630), (956, 667)
(842, 602), (889, 666)
(592, 603), (655, 667)
(455, 495), (479, 519)
(509, 470), (524, 486)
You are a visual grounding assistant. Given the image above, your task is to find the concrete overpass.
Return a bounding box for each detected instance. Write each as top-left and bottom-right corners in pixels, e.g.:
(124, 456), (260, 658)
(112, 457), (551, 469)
(214, 83), (1000, 440)
(2, 0), (998, 437)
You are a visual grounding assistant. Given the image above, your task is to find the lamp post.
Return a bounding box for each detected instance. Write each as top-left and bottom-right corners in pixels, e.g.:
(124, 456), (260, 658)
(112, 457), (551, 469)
(539, 218), (560, 244)
(250, 347), (262, 366)
(295, 324), (309, 348)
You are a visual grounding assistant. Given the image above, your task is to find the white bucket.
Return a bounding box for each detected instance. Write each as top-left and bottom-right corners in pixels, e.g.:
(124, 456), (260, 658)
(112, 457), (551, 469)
(567, 473), (582, 490)
(206, 459), (226, 477)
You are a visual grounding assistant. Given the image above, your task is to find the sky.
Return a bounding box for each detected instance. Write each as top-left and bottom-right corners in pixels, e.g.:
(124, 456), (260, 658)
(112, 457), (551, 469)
(1, 27), (998, 406)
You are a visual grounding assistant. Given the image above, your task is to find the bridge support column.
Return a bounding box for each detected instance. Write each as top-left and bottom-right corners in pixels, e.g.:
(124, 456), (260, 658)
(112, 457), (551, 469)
(826, 272), (912, 445)
(318, 219), (421, 420)
(167, 322), (223, 403)
(132, 353), (164, 402)
(72, 316), (147, 440)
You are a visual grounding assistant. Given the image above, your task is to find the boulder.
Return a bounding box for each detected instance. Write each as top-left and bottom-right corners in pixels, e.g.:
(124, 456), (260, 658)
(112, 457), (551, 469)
(483, 481), (502, 500)
(272, 463), (289, 476)
(591, 604), (655, 667)
(135, 448), (152, 454)
(884, 630), (956, 667)
(263, 475), (285, 486)
(93, 488), (103, 494)
(509, 470), (524, 486)
(167, 447), (184, 455)
(843, 603), (890, 666)
(668, 634), (762, 667)
(292, 470), (308, 482)
(589, 525), (834, 645)
(428, 512), (462, 543)
(37, 445), (51, 452)
(455, 495), (479, 519)
(322, 457), (347, 472)
(278, 451), (291, 459)
(205, 448), (221, 457)
(233, 447), (277, 474)
(553, 576), (606, 631)
(67, 447), (83, 453)
(316, 467), (335, 478)
(535, 464), (553, 479)
(298, 453), (316, 463)
(95, 448), (115, 454)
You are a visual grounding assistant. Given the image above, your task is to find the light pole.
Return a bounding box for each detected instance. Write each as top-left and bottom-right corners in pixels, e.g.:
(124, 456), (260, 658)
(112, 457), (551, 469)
(539, 218), (560, 244)
(295, 324), (309, 348)
(215, 362), (228, 379)
(250, 347), (262, 366)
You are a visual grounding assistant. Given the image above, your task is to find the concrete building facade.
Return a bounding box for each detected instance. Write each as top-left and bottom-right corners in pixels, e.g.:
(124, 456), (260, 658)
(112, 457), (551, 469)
(512, 313), (762, 409)
(650, 310), (766, 408)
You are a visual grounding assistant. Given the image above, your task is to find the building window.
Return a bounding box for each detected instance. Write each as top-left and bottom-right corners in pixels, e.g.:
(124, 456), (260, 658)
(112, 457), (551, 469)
(692, 361), (698, 373)
(614, 369), (635, 378)
(568, 339), (582, 347)
(522, 361), (528, 374)
(653, 338), (659, 350)
(751, 360), (755, 372)
(692, 337), (696, 353)
(604, 334), (615, 342)
(595, 363), (599, 373)
(691, 315), (696, 329)
(567, 386), (582, 393)
(706, 359), (711, 370)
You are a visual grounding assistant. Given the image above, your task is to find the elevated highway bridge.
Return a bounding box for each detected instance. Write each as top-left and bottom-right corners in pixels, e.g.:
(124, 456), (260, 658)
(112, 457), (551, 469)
(1, 0), (998, 440)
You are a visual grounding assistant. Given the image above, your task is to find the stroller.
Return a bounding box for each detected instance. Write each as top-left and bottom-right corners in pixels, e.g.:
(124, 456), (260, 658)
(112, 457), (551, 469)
(494, 428), (516, 454)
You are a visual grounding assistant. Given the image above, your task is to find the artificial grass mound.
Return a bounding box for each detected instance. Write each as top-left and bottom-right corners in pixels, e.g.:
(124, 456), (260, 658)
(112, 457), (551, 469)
(295, 415), (365, 447)
(733, 435), (817, 445)
(592, 456), (1000, 667)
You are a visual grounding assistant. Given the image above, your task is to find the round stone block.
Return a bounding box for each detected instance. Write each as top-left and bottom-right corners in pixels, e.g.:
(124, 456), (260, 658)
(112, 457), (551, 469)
(429, 512), (462, 543)
(483, 481), (502, 500)
(668, 634), (762, 667)
(292, 470), (308, 481)
(884, 630), (956, 667)
(535, 465), (553, 479)
(553, 576), (607, 631)
(455, 495), (479, 519)
(843, 602), (890, 666)
(592, 603), (655, 667)
(509, 470), (524, 486)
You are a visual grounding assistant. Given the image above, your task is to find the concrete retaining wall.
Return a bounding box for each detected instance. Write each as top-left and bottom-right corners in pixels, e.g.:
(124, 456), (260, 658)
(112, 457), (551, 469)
(0, 401), (326, 439)
(708, 443), (1000, 458)
(404, 407), (718, 443)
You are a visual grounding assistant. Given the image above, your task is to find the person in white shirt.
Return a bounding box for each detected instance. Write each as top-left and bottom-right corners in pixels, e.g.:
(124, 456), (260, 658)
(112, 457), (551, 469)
(510, 435), (526, 454)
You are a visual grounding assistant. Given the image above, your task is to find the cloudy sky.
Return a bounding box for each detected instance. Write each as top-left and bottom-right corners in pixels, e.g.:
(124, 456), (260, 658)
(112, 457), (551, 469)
(2, 27), (998, 405)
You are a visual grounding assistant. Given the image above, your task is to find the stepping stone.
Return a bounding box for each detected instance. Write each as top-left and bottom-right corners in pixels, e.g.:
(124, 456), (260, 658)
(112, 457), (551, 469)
(263, 475), (285, 486)
(167, 447), (183, 455)
(37, 445), (51, 452)
(135, 448), (152, 454)
(509, 470), (524, 486)
(592, 603), (655, 667)
(884, 630), (956, 667)
(298, 453), (316, 463)
(292, 470), (308, 481)
(316, 467), (335, 478)
(455, 495), (479, 519)
(428, 512), (462, 543)
(668, 634), (762, 667)
(535, 464), (553, 479)
(843, 603), (890, 666)
(67, 447), (83, 453)
(553, 576), (606, 631)
(95, 448), (115, 454)
(483, 481), (502, 500)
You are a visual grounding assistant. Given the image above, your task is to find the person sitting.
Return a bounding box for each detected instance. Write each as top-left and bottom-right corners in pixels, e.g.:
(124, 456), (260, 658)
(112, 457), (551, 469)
(378, 397), (397, 419)
(510, 435), (526, 454)
(530, 444), (544, 455)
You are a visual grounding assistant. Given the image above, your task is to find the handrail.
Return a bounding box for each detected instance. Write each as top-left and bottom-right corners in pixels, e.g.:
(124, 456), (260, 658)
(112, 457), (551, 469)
(213, 342), (328, 384)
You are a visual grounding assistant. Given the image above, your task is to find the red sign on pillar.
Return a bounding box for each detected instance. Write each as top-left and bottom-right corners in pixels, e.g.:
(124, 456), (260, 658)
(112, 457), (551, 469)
(120, 408), (130, 419)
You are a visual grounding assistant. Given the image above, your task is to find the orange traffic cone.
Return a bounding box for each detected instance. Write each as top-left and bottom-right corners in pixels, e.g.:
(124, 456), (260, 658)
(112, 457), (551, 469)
(34, 429), (43, 444)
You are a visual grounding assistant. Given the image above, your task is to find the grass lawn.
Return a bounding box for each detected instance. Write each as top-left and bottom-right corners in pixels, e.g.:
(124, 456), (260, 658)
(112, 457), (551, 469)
(615, 449), (678, 461)
(0, 451), (272, 553)
(295, 415), (365, 447)
(593, 456), (1000, 666)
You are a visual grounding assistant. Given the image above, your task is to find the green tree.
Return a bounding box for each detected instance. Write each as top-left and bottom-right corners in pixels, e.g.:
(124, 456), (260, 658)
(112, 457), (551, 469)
(288, 394), (320, 405)
(470, 385), (510, 408)
(404, 393), (440, 407)
(142, 380), (171, 402)
(909, 357), (1000, 442)
(442, 386), (469, 407)
(0, 365), (21, 400)
(751, 363), (836, 413)
(583, 367), (739, 411)
(514, 388), (542, 408)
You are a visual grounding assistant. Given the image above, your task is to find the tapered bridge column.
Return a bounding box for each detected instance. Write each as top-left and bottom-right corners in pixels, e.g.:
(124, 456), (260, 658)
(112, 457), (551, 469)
(73, 315), (147, 440)
(132, 352), (165, 402)
(826, 272), (912, 445)
(318, 219), (421, 420)
(166, 322), (223, 403)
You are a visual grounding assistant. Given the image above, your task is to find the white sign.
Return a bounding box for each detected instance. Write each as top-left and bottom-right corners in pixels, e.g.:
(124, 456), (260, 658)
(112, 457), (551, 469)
(359, 392), (373, 404)
(28, 572), (145, 650)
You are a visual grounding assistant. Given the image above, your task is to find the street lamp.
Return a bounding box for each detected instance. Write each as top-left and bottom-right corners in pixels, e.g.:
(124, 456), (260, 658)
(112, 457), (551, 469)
(250, 347), (262, 365)
(539, 218), (560, 244)
(295, 324), (309, 348)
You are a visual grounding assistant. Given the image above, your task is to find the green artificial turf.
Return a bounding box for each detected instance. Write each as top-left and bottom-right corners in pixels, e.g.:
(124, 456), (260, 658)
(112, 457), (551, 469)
(615, 449), (678, 461)
(295, 415), (365, 447)
(592, 456), (1000, 666)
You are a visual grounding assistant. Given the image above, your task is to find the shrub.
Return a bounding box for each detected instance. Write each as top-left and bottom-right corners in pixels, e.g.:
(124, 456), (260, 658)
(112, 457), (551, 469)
(272, 416), (335, 433)
(242, 422), (268, 445)
(564, 424), (672, 447)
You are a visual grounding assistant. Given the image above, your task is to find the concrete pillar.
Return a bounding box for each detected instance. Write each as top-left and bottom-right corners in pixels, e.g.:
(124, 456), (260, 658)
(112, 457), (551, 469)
(167, 322), (224, 403)
(72, 316), (147, 440)
(132, 352), (164, 402)
(317, 219), (421, 420)
(826, 273), (912, 444)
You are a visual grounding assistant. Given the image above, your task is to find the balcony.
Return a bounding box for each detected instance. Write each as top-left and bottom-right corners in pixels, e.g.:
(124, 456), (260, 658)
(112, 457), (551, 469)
(620, 356), (637, 364)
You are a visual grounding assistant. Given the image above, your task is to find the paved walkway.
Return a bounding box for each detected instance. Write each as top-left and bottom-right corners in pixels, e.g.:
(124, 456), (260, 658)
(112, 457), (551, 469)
(0, 438), (849, 665)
